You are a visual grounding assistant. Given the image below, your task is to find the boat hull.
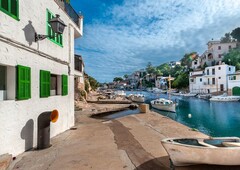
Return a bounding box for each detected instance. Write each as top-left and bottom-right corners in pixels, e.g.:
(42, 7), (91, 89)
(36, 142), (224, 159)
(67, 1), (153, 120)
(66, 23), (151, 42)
(162, 137), (240, 166)
(151, 103), (176, 113)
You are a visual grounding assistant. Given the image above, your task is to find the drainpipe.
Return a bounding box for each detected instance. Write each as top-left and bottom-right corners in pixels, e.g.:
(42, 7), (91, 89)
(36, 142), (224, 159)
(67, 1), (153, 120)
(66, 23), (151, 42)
(37, 110), (59, 149)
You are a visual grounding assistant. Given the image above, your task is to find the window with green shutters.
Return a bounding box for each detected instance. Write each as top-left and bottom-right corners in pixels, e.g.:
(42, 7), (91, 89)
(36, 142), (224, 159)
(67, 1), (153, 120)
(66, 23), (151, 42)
(47, 9), (63, 47)
(40, 70), (50, 98)
(0, 0), (19, 20)
(62, 74), (68, 96)
(17, 65), (31, 100)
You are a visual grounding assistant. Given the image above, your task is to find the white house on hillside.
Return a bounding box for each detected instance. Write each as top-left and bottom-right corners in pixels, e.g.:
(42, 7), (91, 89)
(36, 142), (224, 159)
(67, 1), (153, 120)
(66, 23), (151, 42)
(189, 63), (235, 94)
(0, 0), (83, 156)
(191, 40), (237, 70)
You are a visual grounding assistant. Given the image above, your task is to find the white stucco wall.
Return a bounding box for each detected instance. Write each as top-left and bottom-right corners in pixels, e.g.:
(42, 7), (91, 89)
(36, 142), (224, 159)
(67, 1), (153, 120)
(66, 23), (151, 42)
(0, 0), (82, 156)
(189, 64), (235, 93)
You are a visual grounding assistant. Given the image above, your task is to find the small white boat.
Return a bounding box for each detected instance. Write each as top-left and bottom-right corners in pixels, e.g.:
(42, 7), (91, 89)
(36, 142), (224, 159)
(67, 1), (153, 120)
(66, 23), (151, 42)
(197, 94), (212, 100)
(114, 90), (126, 96)
(182, 93), (197, 97)
(151, 98), (176, 112)
(161, 137), (240, 167)
(210, 93), (240, 102)
(128, 94), (145, 103)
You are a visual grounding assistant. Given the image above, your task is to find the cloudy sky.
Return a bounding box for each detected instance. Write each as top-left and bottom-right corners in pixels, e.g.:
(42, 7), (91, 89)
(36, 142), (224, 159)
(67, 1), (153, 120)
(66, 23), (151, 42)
(71, 0), (240, 82)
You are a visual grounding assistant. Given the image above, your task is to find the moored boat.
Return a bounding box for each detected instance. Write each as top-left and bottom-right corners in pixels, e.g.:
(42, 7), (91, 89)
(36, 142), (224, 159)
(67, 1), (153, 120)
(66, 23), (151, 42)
(210, 93), (240, 102)
(197, 94), (212, 100)
(161, 137), (240, 167)
(151, 98), (176, 112)
(182, 93), (197, 97)
(128, 94), (145, 103)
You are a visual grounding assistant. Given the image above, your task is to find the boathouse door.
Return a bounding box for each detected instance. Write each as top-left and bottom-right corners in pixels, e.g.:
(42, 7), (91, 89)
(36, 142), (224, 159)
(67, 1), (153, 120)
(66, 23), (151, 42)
(233, 87), (240, 96)
(220, 84), (224, 91)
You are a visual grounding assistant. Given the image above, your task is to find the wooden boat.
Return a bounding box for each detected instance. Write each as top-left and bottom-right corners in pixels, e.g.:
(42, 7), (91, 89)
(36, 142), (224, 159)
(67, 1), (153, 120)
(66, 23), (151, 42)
(151, 98), (176, 112)
(161, 137), (240, 166)
(128, 94), (145, 103)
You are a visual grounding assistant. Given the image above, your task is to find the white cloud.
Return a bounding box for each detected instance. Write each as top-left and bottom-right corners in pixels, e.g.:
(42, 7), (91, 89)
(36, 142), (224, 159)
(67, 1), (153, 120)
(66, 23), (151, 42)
(75, 0), (240, 82)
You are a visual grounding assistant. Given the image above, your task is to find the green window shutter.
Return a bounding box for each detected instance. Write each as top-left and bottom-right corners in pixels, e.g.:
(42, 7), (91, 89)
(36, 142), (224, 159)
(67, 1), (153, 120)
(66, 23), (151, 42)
(46, 9), (63, 47)
(0, 0), (19, 20)
(17, 65), (31, 100)
(62, 74), (68, 96)
(40, 70), (50, 98)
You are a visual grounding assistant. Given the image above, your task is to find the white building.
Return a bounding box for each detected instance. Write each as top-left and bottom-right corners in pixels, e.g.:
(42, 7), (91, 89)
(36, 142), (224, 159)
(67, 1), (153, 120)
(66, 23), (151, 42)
(74, 55), (84, 88)
(228, 71), (240, 96)
(189, 64), (235, 94)
(0, 0), (83, 156)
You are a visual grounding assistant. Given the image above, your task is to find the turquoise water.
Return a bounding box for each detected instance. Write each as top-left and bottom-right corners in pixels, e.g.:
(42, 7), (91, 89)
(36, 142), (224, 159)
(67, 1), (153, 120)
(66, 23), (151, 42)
(126, 91), (240, 137)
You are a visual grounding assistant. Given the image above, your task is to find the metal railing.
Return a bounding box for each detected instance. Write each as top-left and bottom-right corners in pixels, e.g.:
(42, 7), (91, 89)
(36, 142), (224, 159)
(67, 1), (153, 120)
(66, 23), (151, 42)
(64, 1), (80, 26)
(55, 0), (81, 27)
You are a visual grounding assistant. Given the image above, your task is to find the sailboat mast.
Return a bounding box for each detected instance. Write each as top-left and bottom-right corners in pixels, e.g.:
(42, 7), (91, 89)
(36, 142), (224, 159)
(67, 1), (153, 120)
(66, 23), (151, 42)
(169, 75), (171, 99)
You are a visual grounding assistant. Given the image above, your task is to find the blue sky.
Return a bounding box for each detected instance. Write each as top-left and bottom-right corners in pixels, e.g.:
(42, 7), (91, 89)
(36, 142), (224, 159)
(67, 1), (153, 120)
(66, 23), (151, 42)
(71, 0), (240, 83)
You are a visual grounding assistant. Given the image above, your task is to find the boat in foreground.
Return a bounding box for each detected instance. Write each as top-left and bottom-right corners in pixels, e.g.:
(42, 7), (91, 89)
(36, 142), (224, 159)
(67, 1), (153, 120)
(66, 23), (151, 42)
(210, 93), (240, 102)
(151, 98), (176, 112)
(161, 137), (240, 167)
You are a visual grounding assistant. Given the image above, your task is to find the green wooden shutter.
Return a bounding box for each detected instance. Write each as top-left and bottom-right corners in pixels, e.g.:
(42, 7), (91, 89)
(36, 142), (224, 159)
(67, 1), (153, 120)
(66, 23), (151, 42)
(62, 74), (68, 96)
(46, 9), (63, 46)
(0, 0), (19, 20)
(17, 65), (31, 100)
(40, 70), (50, 98)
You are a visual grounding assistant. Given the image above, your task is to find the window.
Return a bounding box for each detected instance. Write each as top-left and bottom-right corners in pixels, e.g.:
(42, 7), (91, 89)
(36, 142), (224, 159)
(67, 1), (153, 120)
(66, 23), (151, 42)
(200, 78), (202, 82)
(190, 79), (194, 83)
(212, 78), (215, 85)
(0, 0), (19, 20)
(194, 60), (197, 65)
(219, 77), (221, 79)
(75, 56), (83, 72)
(47, 9), (63, 46)
(218, 54), (221, 58)
(207, 69), (209, 75)
(218, 67), (221, 70)
(62, 74), (68, 96)
(0, 66), (6, 100)
(218, 46), (221, 50)
(234, 76), (236, 80)
(208, 78), (210, 85)
(40, 70), (50, 98)
(229, 67), (231, 71)
(212, 68), (215, 75)
(229, 45), (232, 50)
(17, 65), (31, 100)
(50, 74), (62, 96)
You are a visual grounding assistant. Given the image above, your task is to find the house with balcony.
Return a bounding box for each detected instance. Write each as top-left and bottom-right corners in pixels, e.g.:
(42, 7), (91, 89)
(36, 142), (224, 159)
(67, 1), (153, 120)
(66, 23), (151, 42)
(191, 40), (237, 70)
(189, 63), (235, 94)
(155, 76), (168, 89)
(228, 71), (240, 96)
(0, 0), (83, 156)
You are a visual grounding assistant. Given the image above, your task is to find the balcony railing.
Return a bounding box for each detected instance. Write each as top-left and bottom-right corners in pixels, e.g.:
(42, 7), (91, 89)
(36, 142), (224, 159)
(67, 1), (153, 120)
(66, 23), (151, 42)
(55, 0), (81, 27)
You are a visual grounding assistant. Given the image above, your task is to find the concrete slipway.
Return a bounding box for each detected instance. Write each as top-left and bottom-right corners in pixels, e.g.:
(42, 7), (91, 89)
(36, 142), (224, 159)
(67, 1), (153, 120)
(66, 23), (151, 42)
(8, 103), (240, 170)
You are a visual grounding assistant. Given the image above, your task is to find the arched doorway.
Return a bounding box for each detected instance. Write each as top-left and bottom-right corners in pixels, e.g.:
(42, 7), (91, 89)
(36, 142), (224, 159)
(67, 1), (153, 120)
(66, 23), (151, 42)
(232, 86), (240, 96)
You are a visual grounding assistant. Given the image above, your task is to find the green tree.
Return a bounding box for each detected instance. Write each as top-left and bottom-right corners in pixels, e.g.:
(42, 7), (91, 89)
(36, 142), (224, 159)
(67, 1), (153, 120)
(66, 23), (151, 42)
(220, 33), (232, 43)
(123, 74), (128, 79)
(146, 62), (156, 74)
(88, 76), (99, 91)
(172, 72), (189, 89)
(222, 48), (240, 70)
(113, 77), (123, 82)
(231, 27), (240, 42)
(180, 52), (197, 68)
(156, 63), (170, 76)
